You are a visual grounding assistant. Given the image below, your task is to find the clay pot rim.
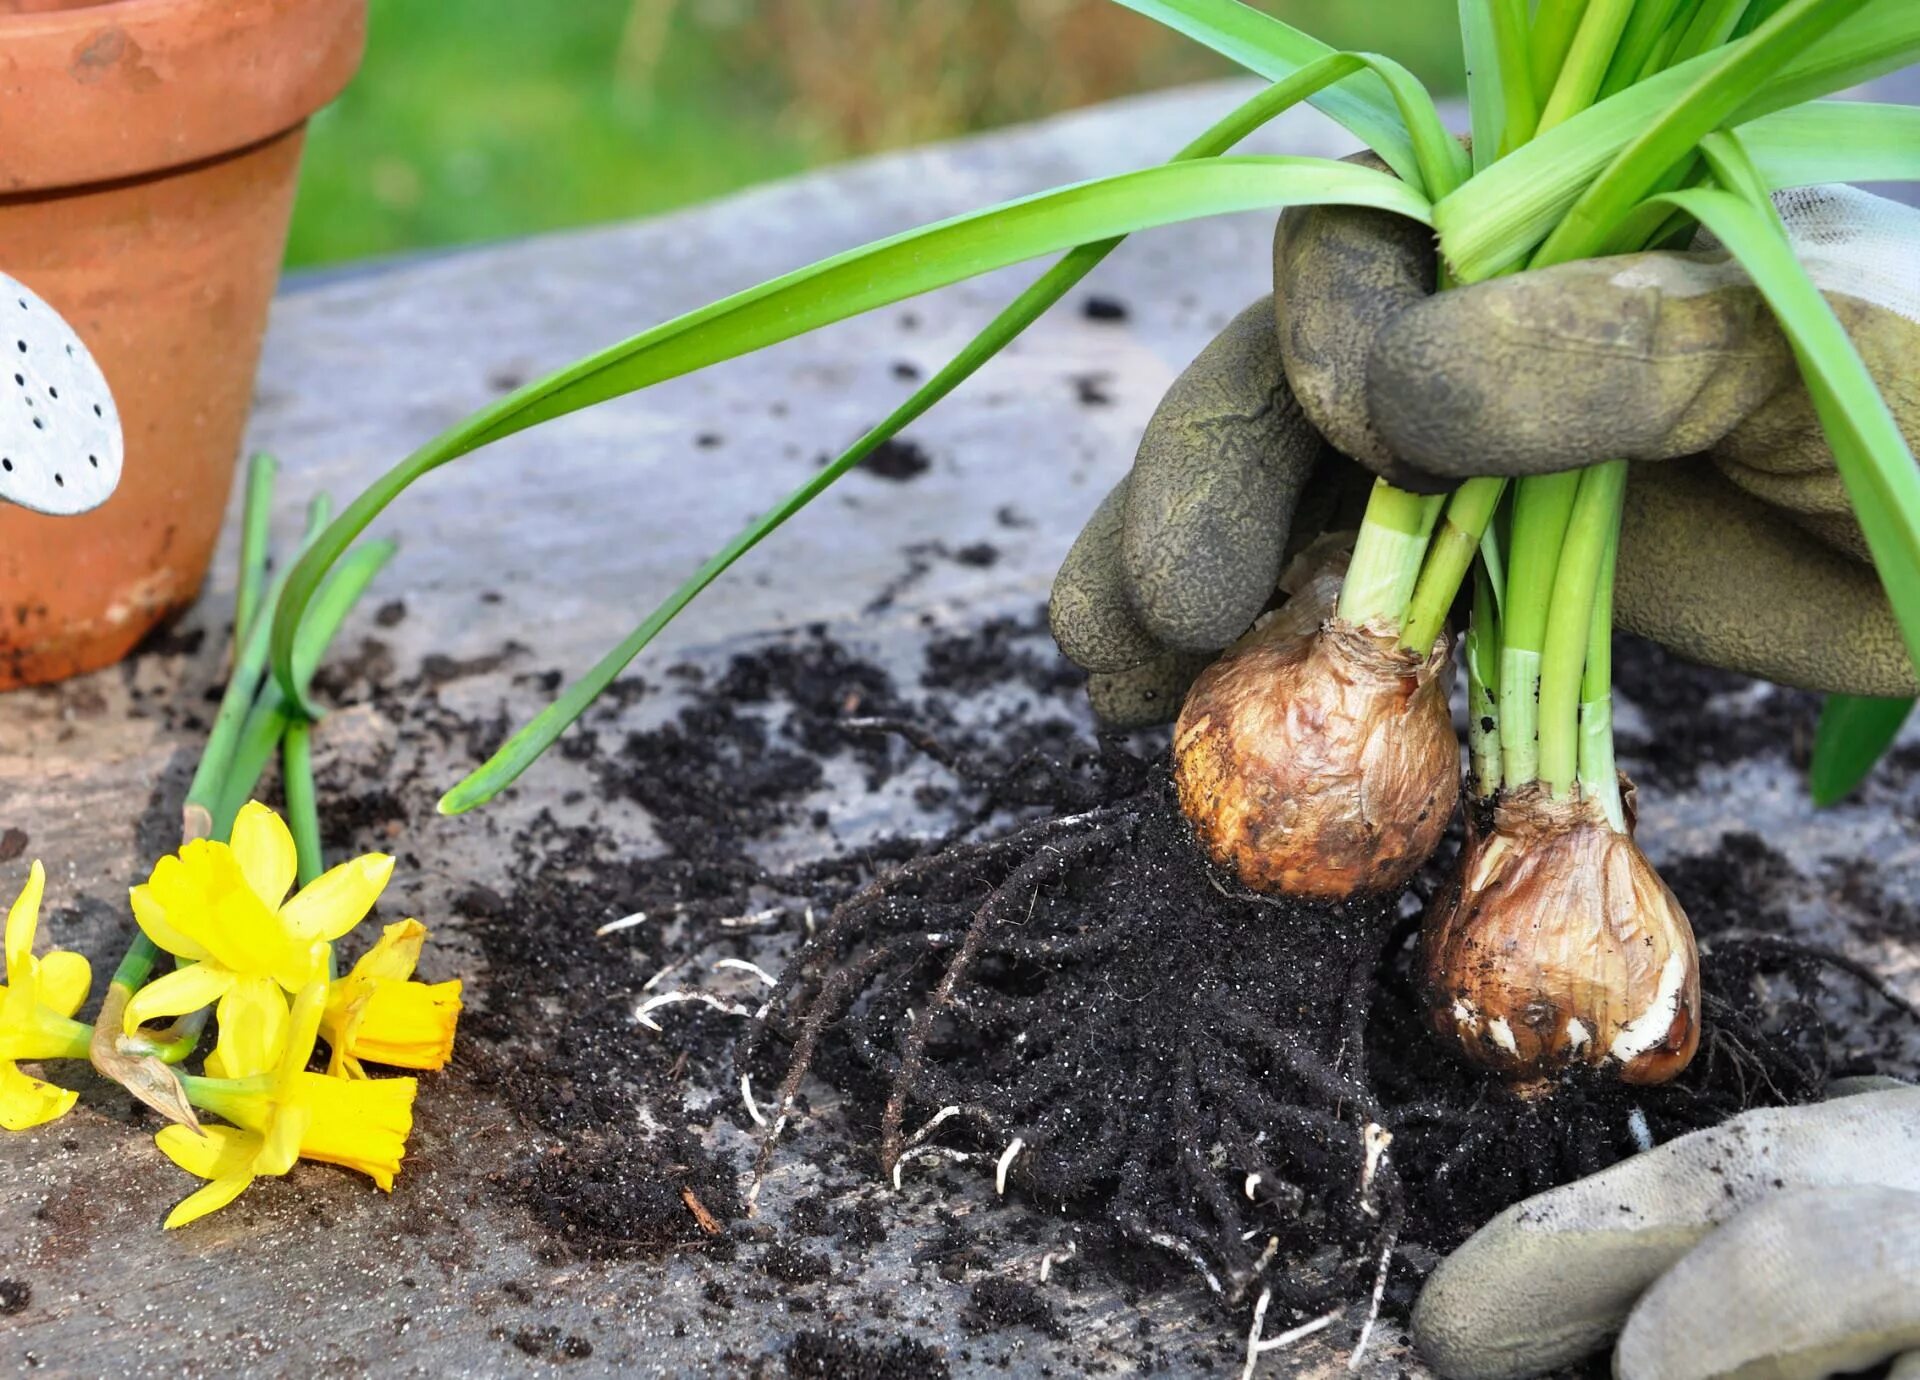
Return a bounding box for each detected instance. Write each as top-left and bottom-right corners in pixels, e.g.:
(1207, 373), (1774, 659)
(0, 0), (366, 192)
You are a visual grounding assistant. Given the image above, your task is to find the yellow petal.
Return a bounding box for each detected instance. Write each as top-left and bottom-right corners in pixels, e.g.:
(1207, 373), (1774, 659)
(156, 1122), (262, 1180)
(5, 861), (45, 985)
(129, 863), (213, 964)
(35, 950), (90, 1020)
(357, 920), (428, 985)
(207, 977), (290, 1081)
(0, 1059), (77, 1130)
(258, 1102), (310, 1178)
(229, 802), (298, 911)
(163, 1173), (256, 1229)
(279, 854), (394, 943)
(273, 975), (331, 1098)
(200, 862), (309, 983)
(122, 963), (235, 1034)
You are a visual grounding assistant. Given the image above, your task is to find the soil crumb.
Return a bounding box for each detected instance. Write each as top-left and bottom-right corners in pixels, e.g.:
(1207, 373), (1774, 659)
(1613, 636), (1819, 790)
(784, 1328), (952, 1379)
(859, 438), (932, 483)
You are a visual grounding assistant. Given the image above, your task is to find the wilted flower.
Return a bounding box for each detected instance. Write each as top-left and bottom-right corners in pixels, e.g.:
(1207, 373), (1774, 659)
(321, 919), (463, 1078)
(0, 862), (93, 1131)
(124, 801), (393, 1034)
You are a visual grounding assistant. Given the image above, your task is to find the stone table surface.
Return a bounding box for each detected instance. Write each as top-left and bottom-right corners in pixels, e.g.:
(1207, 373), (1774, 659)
(2, 78), (1918, 1378)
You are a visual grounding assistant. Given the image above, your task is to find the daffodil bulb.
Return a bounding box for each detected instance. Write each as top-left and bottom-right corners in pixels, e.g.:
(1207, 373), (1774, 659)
(1172, 549), (1459, 900)
(1420, 786), (1700, 1095)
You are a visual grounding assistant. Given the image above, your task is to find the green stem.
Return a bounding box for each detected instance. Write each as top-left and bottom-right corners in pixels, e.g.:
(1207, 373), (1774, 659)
(1537, 461), (1629, 797)
(177, 1071), (272, 1126)
(1537, 0), (1638, 132)
(109, 937), (161, 995)
(1499, 471), (1583, 788)
(33, 1015), (95, 1062)
(283, 720), (324, 888)
(1580, 509), (1628, 830)
(1467, 561), (1504, 799)
(1336, 482), (1445, 630)
(182, 494), (332, 838)
(233, 454), (278, 642)
(213, 538), (396, 837)
(102, 492), (344, 1065)
(1401, 477), (1509, 651)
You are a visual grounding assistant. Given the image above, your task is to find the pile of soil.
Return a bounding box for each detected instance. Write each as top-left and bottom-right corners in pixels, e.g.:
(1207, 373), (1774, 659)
(300, 606), (1917, 1366)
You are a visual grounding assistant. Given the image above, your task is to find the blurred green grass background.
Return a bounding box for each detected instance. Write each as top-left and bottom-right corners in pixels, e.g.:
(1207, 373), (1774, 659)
(286, 0), (1464, 267)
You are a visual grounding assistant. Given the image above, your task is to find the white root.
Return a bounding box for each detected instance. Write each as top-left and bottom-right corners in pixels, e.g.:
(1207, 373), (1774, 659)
(899, 1106), (963, 1155)
(1243, 1289), (1340, 1380)
(596, 910), (652, 936)
(1627, 1106), (1653, 1152)
(890, 1145), (974, 1190)
(634, 989), (760, 1031)
(713, 957), (779, 988)
(1038, 1240), (1077, 1284)
(996, 1138), (1025, 1196)
(1348, 1238), (1396, 1372)
(740, 1073), (768, 1128)
(1147, 1232), (1223, 1297)
(1360, 1122), (1393, 1218)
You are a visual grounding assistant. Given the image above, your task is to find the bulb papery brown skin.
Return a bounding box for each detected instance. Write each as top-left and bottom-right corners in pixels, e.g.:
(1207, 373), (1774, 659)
(1171, 551), (1459, 902)
(1420, 786), (1701, 1096)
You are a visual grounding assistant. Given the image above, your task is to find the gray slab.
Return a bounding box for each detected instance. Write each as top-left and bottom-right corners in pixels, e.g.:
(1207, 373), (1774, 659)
(0, 79), (1916, 1379)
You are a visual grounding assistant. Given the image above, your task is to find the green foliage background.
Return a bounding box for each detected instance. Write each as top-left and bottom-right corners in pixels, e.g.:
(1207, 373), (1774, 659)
(286, 0), (1463, 266)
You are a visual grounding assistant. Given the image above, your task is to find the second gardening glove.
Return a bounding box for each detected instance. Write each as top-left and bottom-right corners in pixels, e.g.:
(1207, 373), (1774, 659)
(1412, 1080), (1920, 1380)
(1051, 182), (1920, 725)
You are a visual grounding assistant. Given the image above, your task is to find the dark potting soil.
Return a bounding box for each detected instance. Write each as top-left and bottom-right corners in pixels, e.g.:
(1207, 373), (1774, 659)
(296, 613), (1916, 1367)
(1612, 636), (1820, 792)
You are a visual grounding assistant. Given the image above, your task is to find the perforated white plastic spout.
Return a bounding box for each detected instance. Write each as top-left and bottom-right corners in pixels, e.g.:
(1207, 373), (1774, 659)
(0, 271), (123, 516)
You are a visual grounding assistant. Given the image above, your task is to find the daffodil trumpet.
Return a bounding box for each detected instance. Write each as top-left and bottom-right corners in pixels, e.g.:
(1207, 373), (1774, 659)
(320, 919), (463, 1079)
(1173, 540), (1461, 900)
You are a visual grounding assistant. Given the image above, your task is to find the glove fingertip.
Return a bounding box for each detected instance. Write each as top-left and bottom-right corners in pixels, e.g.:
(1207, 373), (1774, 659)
(1050, 479), (1165, 674)
(1087, 651), (1210, 729)
(1121, 299), (1310, 651)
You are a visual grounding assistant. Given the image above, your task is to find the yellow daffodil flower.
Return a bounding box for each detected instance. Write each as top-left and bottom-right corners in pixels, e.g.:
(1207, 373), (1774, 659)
(320, 919), (462, 1078)
(124, 801), (393, 1034)
(159, 975), (417, 1228)
(0, 862), (93, 1131)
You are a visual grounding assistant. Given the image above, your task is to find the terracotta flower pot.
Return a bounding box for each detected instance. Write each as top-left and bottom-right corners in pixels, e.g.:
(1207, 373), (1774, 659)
(0, 0), (366, 689)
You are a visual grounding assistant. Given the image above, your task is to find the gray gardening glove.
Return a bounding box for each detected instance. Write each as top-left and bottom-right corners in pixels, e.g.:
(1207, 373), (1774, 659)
(1047, 294), (1372, 727)
(1051, 183), (1919, 726)
(1413, 1081), (1920, 1380)
(1310, 181), (1920, 699)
